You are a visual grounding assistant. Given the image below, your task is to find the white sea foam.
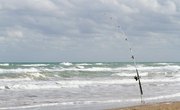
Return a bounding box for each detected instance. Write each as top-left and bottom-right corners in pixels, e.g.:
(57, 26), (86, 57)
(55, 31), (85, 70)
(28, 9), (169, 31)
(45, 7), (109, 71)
(55, 78), (180, 88)
(154, 63), (173, 65)
(0, 65), (178, 75)
(76, 65), (85, 69)
(120, 65), (180, 72)
(1, 78), (180, 90)
(1, 64), (177, 75)
(81, 67), (112, 71)
(61, 62), (73, 66)
(140, 65), (180, 71)
(112, 72), (149, 77)
(34, 67), (112, 72)
(174, 73), (180, 77)
(0, 63), (9, 66)
(26, 72), (46, 79)
(76, 63), (92, 66)
(95, 63), (103, 65)
(21, 64), (48, 67)
(11, 84), (65, 90)
(0, 79), (136, 90)
(0, 81), (80, 90)
(1, 93), (180, 109)
(0, 78), (31, 82)
(0, 68), (40, 74)
(58, 67), (112, 72)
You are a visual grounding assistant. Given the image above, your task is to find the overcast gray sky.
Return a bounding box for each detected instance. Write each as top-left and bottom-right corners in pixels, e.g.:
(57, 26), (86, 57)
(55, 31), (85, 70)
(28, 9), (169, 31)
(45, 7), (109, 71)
(0, 0), (179, 62)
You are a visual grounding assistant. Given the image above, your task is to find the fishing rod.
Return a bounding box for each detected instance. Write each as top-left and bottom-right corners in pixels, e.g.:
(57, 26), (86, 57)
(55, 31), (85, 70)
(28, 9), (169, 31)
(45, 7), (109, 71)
(117, 26), (144, 103)
(105, 15), (144, 103)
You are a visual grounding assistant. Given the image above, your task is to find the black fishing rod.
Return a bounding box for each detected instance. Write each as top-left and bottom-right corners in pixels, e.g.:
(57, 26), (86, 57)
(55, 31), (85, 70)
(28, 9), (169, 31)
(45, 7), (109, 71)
(117, 26), (144, 103)
(104, 14), (144, 102)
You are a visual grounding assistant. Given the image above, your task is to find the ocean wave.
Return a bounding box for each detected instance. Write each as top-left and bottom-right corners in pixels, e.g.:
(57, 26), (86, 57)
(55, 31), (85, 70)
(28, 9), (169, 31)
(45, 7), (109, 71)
(0, 68), (40, 74)
(112, 72), (149, 77)
(0, 66), (133, 74)
(45, 65), (179, 73)
(76, 63), (92, 66)
(24, 72), (47, 79)
(55, 78), (180, 88)
(1, 92), (180, 109)
(95, 63), (103, 65)
(74, 67), (112, 72)
(119, 65), (180, 72)
(55, 79), (136, 86)
(0, 81), (80, 90)
(60, 62), (73, 66)
(44, 67), (113, 72)
(139, 65), (180, 71)
(0, 63), (179, 79)
(0, 78), (32, 82)
(76, 65), (85, 69)
(0, 63), (9, 66)
(0, 78), (180, 90)
(21, 64), (49, 67)
(0, 66), (179, 79)
(153, 63), (174, 66)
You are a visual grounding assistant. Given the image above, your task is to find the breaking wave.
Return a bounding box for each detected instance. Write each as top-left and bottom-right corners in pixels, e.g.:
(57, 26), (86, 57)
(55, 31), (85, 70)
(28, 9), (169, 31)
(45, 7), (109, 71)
(1, 78), (180, 90)
(60, 62), (73, 66)
(0, 63), (9, 66)
(21, 64), (49, 67)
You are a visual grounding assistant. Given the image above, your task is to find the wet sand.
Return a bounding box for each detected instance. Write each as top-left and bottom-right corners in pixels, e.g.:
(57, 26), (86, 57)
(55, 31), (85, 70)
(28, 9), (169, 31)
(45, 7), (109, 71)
(109, 102), (180, 110)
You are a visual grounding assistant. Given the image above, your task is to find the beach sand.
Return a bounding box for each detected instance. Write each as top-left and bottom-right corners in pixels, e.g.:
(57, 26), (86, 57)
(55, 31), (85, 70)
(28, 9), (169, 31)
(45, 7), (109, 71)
(109, 102), (180, 110)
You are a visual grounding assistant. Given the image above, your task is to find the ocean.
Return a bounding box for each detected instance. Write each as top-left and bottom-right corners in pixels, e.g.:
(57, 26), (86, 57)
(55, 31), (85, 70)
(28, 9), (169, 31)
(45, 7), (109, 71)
(0, 62), (180, 110)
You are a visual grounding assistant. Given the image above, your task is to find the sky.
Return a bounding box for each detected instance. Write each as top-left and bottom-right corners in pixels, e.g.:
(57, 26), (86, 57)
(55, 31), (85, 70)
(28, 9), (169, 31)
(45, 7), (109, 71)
(0, 0), (180, 62)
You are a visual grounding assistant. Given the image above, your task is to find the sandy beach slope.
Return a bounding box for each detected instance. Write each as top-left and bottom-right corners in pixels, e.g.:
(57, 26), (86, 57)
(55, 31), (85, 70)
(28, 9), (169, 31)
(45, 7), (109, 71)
(109, 102), (180, 110)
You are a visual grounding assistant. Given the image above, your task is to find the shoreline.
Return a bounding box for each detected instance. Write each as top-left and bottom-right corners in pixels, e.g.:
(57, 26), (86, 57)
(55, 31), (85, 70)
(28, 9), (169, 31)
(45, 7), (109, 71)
(108, 101), (180, 110)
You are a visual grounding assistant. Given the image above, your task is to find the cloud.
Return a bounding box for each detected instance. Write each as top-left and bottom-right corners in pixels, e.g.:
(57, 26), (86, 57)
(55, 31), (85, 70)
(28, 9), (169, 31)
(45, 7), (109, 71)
(6, 29), (23, 38)
(0, 0), (179, 61)
(0, 0), (59, 14)
(136, 0), (177, 14)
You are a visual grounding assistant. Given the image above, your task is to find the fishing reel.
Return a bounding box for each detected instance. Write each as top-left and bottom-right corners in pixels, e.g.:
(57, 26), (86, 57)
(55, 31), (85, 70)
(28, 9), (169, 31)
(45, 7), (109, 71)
(134, 76), (140, 81)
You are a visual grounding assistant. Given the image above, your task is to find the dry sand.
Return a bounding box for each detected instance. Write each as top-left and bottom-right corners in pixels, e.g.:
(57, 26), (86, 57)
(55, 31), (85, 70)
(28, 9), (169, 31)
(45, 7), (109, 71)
(109, 102), (180, 110)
